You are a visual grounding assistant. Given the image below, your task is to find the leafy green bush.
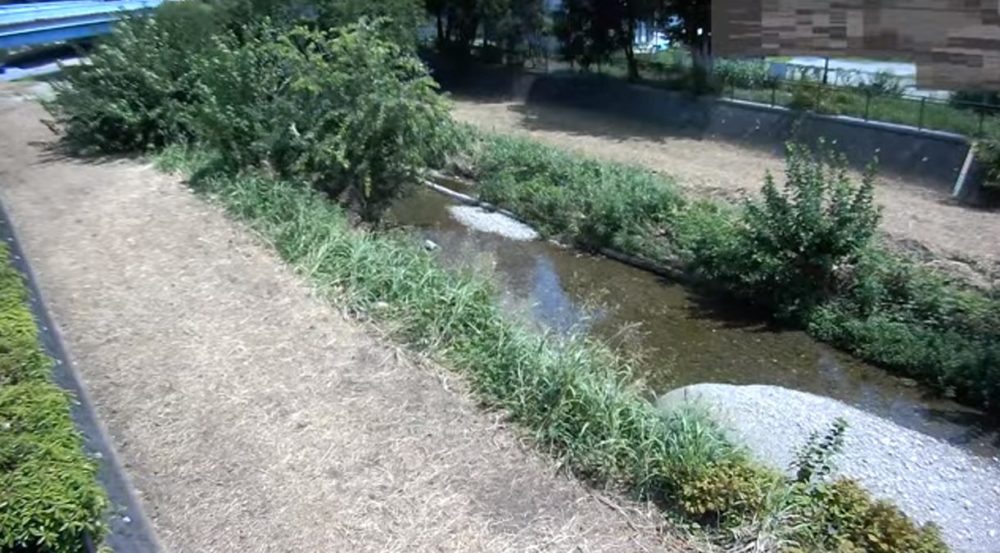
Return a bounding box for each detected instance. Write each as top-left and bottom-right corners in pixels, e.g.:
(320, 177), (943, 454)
(192, 21), (455, 220)
(312, 0), (424, 48)
(692, 144), (880, 319)
(807, 248), (1000, 409)
(973, 138), (1000, 188)
(790, 479), (947, 553)
(0, 244), (107, 553)
(678, 460), (781, 525)
(857, 71), (906, 98)
(45, 0), (226, 153)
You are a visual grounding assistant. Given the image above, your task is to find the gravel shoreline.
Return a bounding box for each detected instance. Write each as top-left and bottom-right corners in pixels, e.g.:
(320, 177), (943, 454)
(659, 383), (1000, 553)
(447, 204), (539, 241)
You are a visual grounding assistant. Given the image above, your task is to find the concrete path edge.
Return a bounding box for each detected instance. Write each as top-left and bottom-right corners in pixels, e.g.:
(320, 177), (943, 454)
(0, 198), (163, 553)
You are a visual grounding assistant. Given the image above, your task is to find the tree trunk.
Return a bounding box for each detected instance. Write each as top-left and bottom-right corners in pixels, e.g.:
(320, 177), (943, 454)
(624, 19), (639, 81)
(435, 12), (444, 47)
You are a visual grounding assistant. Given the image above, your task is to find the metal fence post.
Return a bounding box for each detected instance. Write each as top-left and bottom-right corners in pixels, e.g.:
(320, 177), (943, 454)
(771, 81), (776, 106)
(918, 97), (927, 129)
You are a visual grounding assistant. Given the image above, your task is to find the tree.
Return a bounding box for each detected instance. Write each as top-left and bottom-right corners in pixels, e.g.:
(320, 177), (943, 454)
(430, 0), (545, 59)
(664, 0), (710, 64)
(554, 0), (665, 80)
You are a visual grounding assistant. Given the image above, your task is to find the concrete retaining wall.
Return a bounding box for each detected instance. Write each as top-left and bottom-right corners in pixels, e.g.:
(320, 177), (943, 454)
(429, 58), (986, 202)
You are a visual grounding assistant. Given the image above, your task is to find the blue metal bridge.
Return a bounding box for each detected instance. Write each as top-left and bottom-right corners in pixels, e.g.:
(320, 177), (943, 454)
(0, 0), (163, 50)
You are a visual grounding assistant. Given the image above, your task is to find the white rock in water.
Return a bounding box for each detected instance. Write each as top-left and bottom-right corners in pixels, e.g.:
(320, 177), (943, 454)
(448, 205), (539, 241)
(658, 383), (1000, 553)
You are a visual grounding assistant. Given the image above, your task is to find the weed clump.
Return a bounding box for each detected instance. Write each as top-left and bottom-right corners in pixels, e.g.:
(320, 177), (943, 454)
(192, 21), (455, 221)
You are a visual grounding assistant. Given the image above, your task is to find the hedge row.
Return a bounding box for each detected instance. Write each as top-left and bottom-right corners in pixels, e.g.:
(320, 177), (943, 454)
(0, 243), (107, 553)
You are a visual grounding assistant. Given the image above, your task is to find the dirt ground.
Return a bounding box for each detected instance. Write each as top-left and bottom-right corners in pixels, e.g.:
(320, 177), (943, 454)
(0, 89), (690, 552)
(453, 98), (1000, 287)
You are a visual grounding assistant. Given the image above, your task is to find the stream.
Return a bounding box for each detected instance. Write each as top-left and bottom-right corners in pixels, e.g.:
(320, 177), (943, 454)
(388, 186), (1000, 460)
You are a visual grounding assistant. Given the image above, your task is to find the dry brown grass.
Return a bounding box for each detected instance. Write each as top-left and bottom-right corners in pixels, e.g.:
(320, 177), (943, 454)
(0, 89), (702, 553)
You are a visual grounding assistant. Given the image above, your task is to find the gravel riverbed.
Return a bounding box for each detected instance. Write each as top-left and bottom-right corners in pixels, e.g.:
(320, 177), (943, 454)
(659, 384), (1000, 553)
(447, 205), (539, 241)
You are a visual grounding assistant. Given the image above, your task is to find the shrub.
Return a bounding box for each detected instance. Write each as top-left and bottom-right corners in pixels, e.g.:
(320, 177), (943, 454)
(0, 244), (107, 553)
(705, 144), (880, 319)
(678, 460), (781, 526)
(0, 253), (50, 386)
(973, 138), (1000, 188)
(712, 58), (777, 90)
(45, 1), (226, 153)
(790, 479), (947, 553)
(0, 384), (107, 553)
(192, 21), (455, 221)
(313, 0), (424, 48)
(807, 246), (1000, 409)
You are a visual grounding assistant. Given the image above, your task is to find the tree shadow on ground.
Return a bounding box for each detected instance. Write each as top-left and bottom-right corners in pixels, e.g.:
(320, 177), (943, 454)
(505, 100), (714, 144)
(30, 137), (142, 167)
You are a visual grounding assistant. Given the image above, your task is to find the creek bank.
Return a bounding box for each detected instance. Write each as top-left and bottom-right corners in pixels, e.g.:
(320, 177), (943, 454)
(658, 383), (1000, 553)
(412, 179), (999, 458)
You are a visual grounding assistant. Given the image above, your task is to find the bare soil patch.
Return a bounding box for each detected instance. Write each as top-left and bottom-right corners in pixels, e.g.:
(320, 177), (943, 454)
(453, 98), (1000, 287)
(0, 87), (687, 552)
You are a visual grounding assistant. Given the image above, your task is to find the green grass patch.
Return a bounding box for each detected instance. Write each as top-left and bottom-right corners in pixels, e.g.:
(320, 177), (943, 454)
(0, 244), (107, 553)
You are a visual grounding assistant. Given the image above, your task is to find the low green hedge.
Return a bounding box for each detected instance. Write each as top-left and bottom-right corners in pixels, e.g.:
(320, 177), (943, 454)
(0, 244), (107, 553)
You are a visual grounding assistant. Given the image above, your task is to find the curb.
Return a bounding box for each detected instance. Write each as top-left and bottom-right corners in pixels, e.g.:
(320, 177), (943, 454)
(0, 200), (164, 553)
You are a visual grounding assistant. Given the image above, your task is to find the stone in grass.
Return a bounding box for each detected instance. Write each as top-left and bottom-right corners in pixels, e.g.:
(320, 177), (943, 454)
(657, 383), (1000, 553)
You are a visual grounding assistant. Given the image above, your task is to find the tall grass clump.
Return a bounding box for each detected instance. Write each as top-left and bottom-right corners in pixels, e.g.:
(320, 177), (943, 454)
(192, 20), (455, 221)
(473, 134), (684, 253)
(0, 244), (108, 553)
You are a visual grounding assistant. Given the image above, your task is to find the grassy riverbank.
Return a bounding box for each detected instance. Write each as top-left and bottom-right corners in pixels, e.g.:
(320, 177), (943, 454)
(0, 243), (107, 553)
(481, 131), (1000, 408)
(38, 1), (952, 550)
(156, 146), (948, 552)
(468, 133), (1000, 416)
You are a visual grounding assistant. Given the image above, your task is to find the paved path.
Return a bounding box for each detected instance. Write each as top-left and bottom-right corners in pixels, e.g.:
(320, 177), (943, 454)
(0, 87), (679, 552)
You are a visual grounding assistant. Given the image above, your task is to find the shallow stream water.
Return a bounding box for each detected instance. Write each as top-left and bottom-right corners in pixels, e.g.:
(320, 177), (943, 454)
(389, 187), (1000, 459)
